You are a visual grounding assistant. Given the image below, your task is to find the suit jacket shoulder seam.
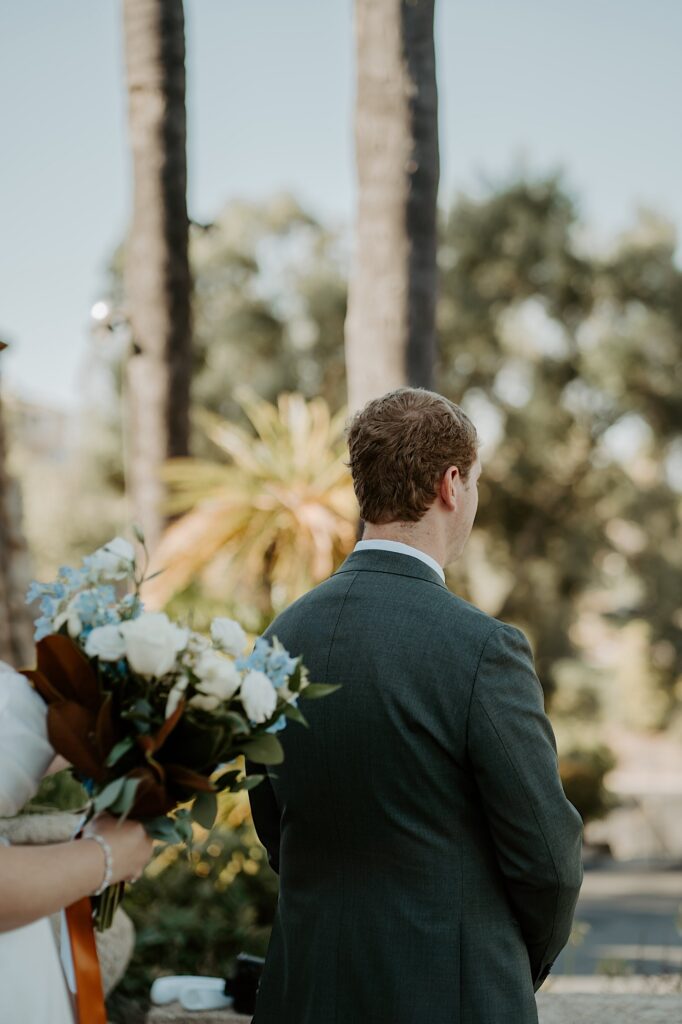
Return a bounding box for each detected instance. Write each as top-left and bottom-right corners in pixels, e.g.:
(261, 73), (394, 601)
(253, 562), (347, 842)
(335, 566), (446, 590)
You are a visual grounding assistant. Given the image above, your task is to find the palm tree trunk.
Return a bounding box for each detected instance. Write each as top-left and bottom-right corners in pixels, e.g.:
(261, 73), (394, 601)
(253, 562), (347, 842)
(122, 0), (191, 553)
(0, 348), (34, 668)
(345, 0), (439, 413)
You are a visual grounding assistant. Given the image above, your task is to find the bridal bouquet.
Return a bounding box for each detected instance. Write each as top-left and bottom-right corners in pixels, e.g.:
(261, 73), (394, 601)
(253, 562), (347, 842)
(25, 534), (337, 928)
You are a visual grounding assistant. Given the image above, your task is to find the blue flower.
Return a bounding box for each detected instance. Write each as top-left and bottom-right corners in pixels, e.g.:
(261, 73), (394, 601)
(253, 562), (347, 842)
(120, 593), (143, 618)
(73, 590), (99, 623)
(39, 595), (57, 617)
(235, 636), (270, 672)
(34, 616), (53, 642)
(26, 581), (47, 605)
(58, 566), (84, 587)
(266, 714), (287, 734)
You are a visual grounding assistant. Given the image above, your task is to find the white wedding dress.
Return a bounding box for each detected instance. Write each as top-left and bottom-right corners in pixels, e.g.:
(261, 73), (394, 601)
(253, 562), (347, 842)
(0, 662), (76, 1024)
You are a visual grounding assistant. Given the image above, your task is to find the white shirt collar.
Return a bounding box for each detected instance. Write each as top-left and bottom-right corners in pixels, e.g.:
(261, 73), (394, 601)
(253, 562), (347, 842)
(353, 539), (445, 582)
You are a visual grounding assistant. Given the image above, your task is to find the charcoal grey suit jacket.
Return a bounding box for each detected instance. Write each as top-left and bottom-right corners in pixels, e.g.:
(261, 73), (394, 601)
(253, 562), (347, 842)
(247, 547), (583, 1024)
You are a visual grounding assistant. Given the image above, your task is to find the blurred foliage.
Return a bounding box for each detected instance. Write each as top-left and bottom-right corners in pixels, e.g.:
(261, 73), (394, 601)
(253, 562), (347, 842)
(438, 177), (682, 719)
(12, 175), (682, 732)
(108, 792), (277, 1022)
(559, 746), (616, 823)
(23, 769), (88, 814)
(143, 386), (357, 618)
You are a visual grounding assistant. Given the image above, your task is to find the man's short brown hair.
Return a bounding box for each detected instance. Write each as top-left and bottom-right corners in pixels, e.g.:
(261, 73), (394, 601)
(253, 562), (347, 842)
(345, 387), (479, 524)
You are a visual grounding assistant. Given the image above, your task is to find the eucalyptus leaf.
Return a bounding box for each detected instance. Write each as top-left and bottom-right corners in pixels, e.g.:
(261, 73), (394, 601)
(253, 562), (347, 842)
(93, 776), (126, 813)
(287, 661), (303, 693)
(144, 816), (182, 844)
(192, 791), (218, 830)
(239, 733), (285, 765)
(300, 683), (342, 699)
(213, 768), (242, 791)
(105, 736), (134, 767)
(110, 777), (141, 819)
(232, 774), (266, 792)
(283, 702), (309, 727)
(174, 815), (194, 846)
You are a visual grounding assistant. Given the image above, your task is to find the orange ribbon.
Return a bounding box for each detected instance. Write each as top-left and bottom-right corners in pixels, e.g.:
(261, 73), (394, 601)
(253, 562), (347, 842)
(65, 897), (107, 1024)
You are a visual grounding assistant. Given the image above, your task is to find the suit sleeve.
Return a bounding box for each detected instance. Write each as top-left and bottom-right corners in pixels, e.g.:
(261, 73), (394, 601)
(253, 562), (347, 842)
(246, 758), (281, 874)
(466, 624), (583, 991)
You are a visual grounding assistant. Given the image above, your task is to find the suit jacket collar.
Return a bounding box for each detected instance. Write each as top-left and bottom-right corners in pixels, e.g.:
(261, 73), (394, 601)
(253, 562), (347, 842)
(332, 547), (448, 590)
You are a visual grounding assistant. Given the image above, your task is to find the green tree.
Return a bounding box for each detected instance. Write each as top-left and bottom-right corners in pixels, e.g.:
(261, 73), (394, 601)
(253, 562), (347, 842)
(437, 175), (682, 721)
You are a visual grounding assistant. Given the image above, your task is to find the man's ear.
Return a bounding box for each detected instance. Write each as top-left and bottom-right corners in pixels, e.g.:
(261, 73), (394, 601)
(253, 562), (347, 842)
(440, 466), (459, 510)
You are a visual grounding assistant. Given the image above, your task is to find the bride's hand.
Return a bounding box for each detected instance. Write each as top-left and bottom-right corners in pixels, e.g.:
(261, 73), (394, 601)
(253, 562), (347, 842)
(85, 814), (154, 885)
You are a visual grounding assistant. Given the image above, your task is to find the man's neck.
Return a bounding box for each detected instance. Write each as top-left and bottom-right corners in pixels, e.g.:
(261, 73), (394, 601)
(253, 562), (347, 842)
(360, 526), (446, 569)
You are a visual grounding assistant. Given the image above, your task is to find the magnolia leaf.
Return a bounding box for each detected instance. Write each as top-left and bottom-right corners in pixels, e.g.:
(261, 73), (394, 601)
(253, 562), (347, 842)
(105, 736), (134, 767)
(299, 683), (342, 699)
(95, 695), (117, 759)
(192, 791), (217, 830)
(239, 733), (285, 765)
(283, 702), (309, 727)
(165, 764), (215, 793)
(93, 776), (127, 813)
(46, 702), (104, 781)
(147, 698), (186, 754)
(32, 635), (102, 713)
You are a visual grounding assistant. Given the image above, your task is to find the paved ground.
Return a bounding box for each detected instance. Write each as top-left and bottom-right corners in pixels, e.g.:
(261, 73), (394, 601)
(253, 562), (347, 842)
(553, 860), (682, 977)
(148, 994), (682, 1024)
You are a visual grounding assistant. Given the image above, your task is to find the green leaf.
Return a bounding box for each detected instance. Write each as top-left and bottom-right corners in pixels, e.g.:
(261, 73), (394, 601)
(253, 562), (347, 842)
(192, 791), (218, 830)
(283, 702), (309, 727)
(213, 768), (242, 791)
(93, 776), (126, 813)
(287, 660), (303, 693)
(174, 812), (194, 847)
(109, 777), (141, 819)
(231, 774), (266, 792)
(238, 733), (285, 765)
(105, 736), (134, 767)
(143, 816), (182, 844)
(299, 683), (342, 699)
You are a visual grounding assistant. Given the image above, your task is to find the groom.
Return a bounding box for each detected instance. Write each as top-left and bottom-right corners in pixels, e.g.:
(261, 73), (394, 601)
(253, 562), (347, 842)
(247, 387), (583, 1024)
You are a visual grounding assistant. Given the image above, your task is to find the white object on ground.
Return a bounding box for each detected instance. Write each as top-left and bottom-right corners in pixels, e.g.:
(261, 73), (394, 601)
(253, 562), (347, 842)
(180, 987), (234, 1011)
(150, 975), (228, 1006)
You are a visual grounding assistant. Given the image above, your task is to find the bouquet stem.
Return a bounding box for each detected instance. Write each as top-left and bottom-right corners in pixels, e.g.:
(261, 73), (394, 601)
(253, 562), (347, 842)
(92, 881), (125, 932)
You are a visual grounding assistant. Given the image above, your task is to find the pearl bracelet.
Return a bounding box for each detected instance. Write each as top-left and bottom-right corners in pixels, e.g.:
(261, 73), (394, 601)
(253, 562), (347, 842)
(83, 831), (114, 896)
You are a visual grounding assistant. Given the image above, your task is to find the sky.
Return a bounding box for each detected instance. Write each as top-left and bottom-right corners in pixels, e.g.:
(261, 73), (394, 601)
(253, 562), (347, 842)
(1, 0), (681, 410)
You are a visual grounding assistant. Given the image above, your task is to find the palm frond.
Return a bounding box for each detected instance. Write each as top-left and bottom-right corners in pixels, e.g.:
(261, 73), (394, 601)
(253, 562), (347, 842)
(150, 391), (358, 614)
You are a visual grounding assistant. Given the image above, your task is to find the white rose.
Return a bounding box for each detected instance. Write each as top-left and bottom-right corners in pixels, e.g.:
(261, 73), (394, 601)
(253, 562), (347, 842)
(86, 536), (135, 581)
(194, 650), (241, 702)
(119, 612), (189, 678)
(189, 692), (220, 712)
(210, 617), (247, 656)
(84, 624), (126, 662)
(166, 676), (189, 718)
(240, 669), (277, 724)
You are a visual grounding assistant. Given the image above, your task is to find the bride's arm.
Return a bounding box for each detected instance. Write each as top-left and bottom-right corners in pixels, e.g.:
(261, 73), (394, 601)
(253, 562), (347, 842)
(0, 816), (153, 932)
